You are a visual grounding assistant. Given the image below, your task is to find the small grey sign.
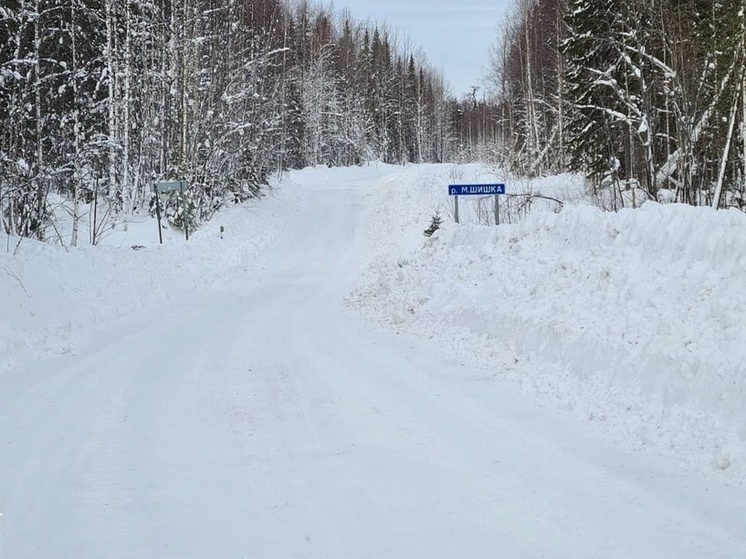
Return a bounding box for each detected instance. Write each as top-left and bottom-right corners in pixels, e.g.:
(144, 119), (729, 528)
(153, 180), (188, 193)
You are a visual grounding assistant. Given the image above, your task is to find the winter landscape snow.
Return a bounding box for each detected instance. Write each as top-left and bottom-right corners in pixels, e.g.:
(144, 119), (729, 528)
(350, 164), (746, 482)
(1, 164), (746, 558)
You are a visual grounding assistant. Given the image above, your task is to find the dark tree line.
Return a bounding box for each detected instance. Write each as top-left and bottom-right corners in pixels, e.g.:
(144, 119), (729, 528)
(487, 0), (746, 209)
(1, 0), (471, 243)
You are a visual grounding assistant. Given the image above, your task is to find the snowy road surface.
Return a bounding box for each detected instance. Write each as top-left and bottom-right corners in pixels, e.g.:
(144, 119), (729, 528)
(2, 173), (746, 558)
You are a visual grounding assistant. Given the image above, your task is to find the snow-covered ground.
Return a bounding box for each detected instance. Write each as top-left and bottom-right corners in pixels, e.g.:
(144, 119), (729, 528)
(1, 164), (745, 558)
(349, 164), (746, 484)
(0, 178), (302, 372)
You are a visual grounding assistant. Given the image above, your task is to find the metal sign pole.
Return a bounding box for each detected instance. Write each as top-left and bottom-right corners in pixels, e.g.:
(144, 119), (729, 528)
(455, 195), (460, 224)
(154, 186), (163, 244)
(182, 187), (189, 241)
(495, 195), (500, 226)
(152, 180), (190, 243)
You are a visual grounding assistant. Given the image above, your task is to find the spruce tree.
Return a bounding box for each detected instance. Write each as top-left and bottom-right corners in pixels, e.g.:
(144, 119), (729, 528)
(561, 0), (627, 183)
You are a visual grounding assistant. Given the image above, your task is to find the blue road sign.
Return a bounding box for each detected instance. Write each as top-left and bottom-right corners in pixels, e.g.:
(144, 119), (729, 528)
(449, 183), (506, 196)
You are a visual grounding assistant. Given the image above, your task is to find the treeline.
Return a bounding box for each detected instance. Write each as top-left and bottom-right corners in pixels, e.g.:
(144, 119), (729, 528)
(487, 0), (746, 208)
(0, 0), (467, 243)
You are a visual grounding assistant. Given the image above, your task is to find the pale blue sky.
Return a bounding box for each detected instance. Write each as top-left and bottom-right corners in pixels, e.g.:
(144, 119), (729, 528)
(336, 0), (512, 98)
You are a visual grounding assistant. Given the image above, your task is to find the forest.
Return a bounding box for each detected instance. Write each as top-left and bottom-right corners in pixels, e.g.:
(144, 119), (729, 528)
(1, 0), (481, 243)
(1, 0), (744, 244)
(487, 0), (746, 210)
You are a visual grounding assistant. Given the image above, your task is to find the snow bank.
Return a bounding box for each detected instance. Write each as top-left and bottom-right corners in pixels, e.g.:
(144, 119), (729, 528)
(350, 167), (746, 483)
(0, 177), (303, 373)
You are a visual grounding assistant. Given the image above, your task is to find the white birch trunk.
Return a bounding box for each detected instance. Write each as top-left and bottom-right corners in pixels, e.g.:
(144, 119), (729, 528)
(556, 6), (565, 168)
(70, 0), (81, 247)
(167, 0), (177, 176)
(160, 14), (170, 176)
(33, 0), (44, 234)
(742, 68), (746, 198)
(523, 3), (539, 166)
(656, 62), (736, 188)
(180, 0), (188, 176)
(741, 1), (746, 198)
(712, 80), (741, 208)
(529, 126), (558, 176)
(122, 0), (132, 215)
(278, 9), (288, 175)
(105, 0), (117, 198)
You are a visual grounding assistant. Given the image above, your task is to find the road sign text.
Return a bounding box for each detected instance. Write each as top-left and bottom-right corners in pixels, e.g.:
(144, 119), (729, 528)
(448, 183), (506, 196)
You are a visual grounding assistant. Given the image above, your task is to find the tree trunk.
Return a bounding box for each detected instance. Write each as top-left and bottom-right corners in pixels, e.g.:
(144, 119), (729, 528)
(105, 0), (117, 203)
(33, 0), (45, 239)
(656, 61), (736, 189)
(70, 0), (81, 247)
(122, 0), (132, 215)
(712, 85), (740, 208)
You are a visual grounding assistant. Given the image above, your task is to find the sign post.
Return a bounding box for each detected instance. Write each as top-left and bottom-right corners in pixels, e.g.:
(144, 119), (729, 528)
(448, 183), (506, 225)
(154, 188), (163, 244)
(152, 180), (189, 244)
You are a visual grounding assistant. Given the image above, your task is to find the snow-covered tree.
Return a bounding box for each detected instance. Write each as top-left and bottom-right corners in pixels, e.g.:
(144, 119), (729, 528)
(1, 0), (464, 243)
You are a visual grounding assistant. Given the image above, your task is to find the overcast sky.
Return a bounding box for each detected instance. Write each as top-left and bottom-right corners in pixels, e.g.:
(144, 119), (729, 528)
(336, 0), (512, 99)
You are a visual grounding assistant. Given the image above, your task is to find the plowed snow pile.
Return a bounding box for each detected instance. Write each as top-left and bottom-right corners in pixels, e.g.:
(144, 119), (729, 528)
(349, 164), (746, 483)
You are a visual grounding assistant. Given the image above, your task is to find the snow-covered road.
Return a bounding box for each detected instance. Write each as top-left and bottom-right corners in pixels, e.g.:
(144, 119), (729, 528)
(2, 173), (745, 558)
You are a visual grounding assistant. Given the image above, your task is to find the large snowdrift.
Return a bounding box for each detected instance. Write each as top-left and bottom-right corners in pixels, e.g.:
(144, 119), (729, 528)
(349, 164), (746, 484)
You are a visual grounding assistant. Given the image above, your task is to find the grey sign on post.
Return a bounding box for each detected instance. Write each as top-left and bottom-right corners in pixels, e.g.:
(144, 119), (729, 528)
(152, 180), (190, 243)
(153, 180), (188, 193)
